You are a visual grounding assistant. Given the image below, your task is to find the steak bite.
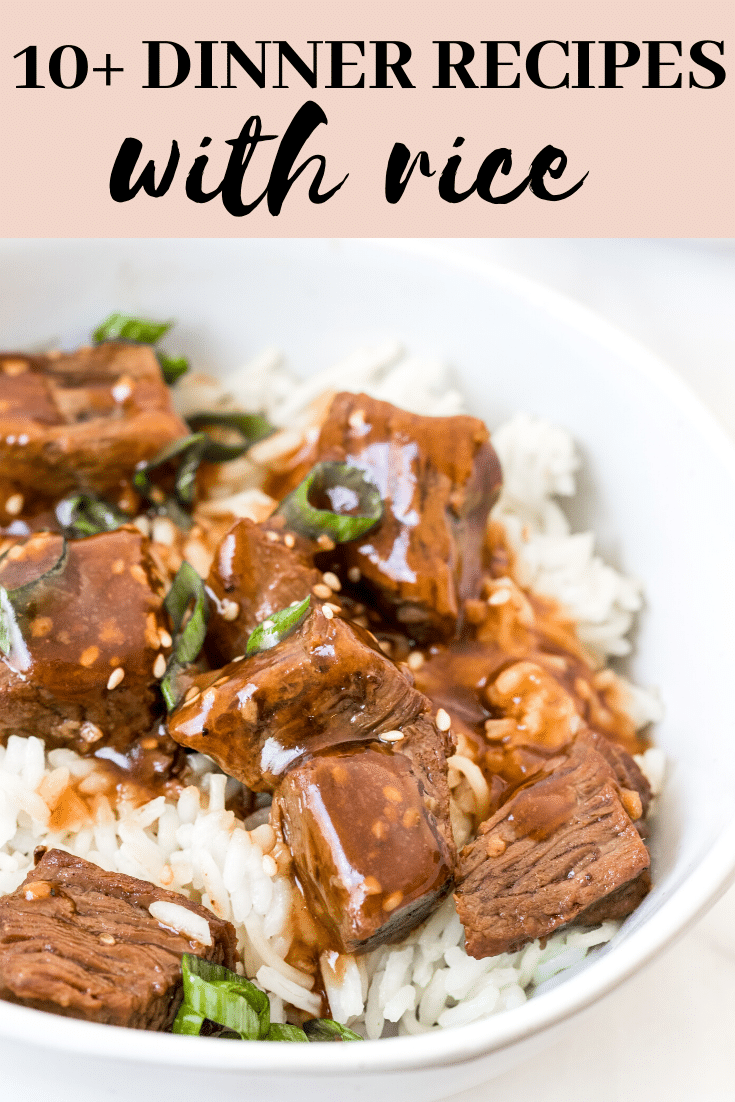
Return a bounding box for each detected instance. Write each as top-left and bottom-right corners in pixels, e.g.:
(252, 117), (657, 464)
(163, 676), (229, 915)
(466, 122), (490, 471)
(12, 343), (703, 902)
(274, 745), (456, 954)
(0, 849), (236, 1028)
(205, 517), (320, 666)
(455, 732), (651, 958)
(0, 528), (172, 755)
(0, 343), (188, 517)
(168, 606), (428, 790)
(282, 392), (502, 642)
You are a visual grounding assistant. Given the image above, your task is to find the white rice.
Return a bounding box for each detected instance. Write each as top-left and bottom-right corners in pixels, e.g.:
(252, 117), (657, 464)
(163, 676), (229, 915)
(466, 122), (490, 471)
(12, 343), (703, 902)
(0, 344), (663, 1037)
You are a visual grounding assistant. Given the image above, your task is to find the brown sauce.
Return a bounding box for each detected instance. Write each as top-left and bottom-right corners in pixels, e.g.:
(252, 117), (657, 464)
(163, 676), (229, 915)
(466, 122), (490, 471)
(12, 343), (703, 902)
(411, 529), (644, 817)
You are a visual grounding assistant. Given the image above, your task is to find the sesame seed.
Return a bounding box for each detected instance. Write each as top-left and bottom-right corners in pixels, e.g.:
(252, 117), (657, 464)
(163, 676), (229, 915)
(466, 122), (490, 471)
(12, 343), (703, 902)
(265, 530), (279, 543)
(30, 616), (53, 638)
(322, 571), (341, 592)
(5, 493), (24, 516)
(325, 602), (341, 615)
(317, 534), (336, 551)
(158, 629), (172, 649)
(488, 589), (510, 606)
(378, 640), (393, 655)
(99, 934), (116, 946)
(383, 891), (403, 912)
(79, 646), (100, 668)
(111, 559), (125, 575)
(379, 730), (404, 743)
(79, 722), (103, 744)
(407, 651), (425, 671)
(323, 605), (334, 620)
(262, 854), (278, 877)
(240, 699), (258, 724)
(486, 834), (507, 857)
(232, 655), (245, 663)
(348, 408), (366, 429)
(106, 668), (125, 691)
(184, 687), (201, 704)
(283, 533), (295, 549)
(221, 599), (240, 622)
(130, 564), (148, 586)
(2, 358), (28, 376)
(312, 583), (332, 600)
(153, 653), (167, 678)
(261, 619), (275, 630)
(436, 708), (451, 732)
(621, 788), (643, 821)
(347, 566), (361, 584)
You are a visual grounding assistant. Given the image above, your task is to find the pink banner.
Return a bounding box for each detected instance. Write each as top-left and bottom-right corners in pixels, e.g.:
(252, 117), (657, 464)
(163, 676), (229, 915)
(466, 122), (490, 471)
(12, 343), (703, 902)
(2, 0), (733, 236)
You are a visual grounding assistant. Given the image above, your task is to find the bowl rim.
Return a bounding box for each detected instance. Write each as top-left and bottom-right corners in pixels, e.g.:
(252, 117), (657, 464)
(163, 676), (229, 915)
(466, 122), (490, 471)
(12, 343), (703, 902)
(2, 236), (735, 1074)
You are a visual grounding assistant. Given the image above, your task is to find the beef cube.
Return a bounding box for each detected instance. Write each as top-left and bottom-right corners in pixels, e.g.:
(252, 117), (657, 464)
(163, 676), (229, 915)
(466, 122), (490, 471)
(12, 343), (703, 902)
(0, 343), (188, 516)
(168, 606), (427, 790)
(586, 729), (652, 823)
(274, 745), (456, 953)
(0, 849), (236, 1028)
(455, 732), (651, 958)
(281, 393), (502, 642)
(0, 528), (171, 755)
(205, 517), (320, 665)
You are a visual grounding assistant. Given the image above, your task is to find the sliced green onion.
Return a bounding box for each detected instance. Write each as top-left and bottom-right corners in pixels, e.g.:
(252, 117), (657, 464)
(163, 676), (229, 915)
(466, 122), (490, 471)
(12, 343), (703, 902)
(55, 494), (129, 539)
(245, 595), (310, 658)
(303, 1018), (364, 1043)
(0, 535), (68, 671)
(93, 313), (172, 345)
(133, 434), (209, 528)
(173, 955), (361, 1043)
(93, 314), (190, 385)
(134, 434), (208, 508)
(0, 586), (16, 661)
(266, 1024), (309, 1042)
(186, 411), (275, 462)
(158, 352), (190, 385)
(177, 955), (270, 1040)
(134, 423), (262, 528)
(172, 1005), (206, 1036)
(161, 563), (210, 712)
(275, 462), (382, 543)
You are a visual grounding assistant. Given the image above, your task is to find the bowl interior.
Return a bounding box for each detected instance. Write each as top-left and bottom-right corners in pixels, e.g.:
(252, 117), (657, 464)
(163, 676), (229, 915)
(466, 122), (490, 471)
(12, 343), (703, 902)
(1, 238), (734, 1074)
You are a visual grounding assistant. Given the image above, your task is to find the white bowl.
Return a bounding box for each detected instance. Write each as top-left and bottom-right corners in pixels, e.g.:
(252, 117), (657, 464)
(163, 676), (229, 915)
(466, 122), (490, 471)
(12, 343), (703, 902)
(1, 239), (735, 1101)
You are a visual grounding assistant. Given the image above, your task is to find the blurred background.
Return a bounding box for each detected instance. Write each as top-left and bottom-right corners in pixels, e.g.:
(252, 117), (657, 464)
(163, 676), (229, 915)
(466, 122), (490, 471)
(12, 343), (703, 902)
(444, 238), (735, 1102)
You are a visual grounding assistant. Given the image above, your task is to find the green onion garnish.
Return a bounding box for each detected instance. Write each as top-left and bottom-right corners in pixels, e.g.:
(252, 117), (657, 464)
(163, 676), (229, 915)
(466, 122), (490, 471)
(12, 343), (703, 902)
(93, 314), (172, 345)
(55, 494), (129, 539)
(92, 313), (190, 384)
(158, 353), (190, 385)
(303, 1018), (365, 1043)
(174, 955), (269, 1040)
(160, 562), (209, 711)
(0, 535), (69, 671)
(186, 411), (275, 462)
(245, 595), (311, 658)
(0, 586), (19, 662)
(265, 1024), (309, 1042)
(133, 433), (209, 529)
(173, 955), (362, 1043)
(274, 462), (382, 543)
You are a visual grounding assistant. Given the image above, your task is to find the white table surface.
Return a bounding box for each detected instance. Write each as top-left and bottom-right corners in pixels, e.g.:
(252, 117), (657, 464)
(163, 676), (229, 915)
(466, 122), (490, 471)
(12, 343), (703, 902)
(440, 238), (735, 1102)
